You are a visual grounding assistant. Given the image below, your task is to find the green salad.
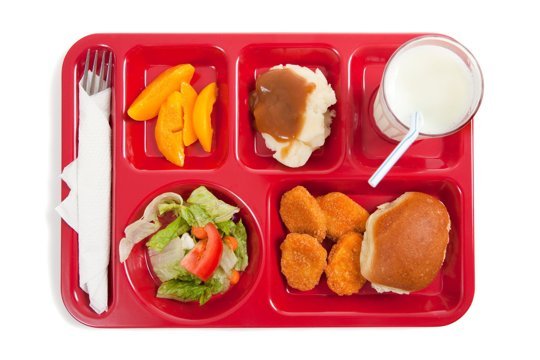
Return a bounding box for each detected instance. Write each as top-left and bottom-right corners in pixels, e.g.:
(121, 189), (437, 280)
(119, 186), (248, 305)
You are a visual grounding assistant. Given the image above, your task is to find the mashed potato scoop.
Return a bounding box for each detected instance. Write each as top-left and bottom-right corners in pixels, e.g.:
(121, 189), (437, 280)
(251, 64), (336, 168)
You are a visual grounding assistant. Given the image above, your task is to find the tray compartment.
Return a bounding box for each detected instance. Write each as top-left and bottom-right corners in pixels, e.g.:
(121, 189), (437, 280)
(349, 45), (466, 170)
(236, 44), (345, 173)
(267, 177), (469, 317)
(61, 224), (117, 322)
(123, 45), (229, 170)
(122, 181), (264, 323)
(61, 45), (118, 322)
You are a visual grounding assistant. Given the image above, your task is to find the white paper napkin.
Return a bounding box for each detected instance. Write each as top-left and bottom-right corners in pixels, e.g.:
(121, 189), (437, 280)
(56, 71), (111, 314)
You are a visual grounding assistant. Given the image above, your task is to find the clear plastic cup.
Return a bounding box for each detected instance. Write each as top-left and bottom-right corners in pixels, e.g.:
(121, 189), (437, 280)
(373, 35), (484, 141)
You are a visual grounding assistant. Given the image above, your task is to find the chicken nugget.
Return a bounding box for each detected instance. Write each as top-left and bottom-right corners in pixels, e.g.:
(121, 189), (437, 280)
(326, 231), (366, 295)
(280, 186), (326, 241)
(317, 192), (369, 241)
(280, 233), (327, 291)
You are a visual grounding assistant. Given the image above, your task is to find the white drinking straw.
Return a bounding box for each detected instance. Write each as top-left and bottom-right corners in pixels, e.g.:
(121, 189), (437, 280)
(368, 112), (423, 188)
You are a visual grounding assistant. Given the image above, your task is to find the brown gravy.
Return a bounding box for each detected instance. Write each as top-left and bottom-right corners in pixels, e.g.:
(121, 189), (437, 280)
(250, 68), (315, 143)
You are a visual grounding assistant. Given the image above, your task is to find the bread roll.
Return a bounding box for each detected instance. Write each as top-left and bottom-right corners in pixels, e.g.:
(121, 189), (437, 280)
(360, 192), (450, 294)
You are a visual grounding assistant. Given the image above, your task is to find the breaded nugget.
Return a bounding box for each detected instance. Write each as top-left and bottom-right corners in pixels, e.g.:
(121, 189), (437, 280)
(326, 232), (366, 295)
(317, 192), (370, 241)
(279, 186), (326, 241)
(280, 233), (327, 291)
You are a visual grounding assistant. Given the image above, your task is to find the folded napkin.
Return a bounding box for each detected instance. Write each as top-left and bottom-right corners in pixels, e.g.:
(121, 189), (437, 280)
(56, 71), (111, 314)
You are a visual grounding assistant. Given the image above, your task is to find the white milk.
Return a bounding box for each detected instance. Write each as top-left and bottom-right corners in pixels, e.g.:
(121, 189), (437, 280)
(383, 45), (475, 135)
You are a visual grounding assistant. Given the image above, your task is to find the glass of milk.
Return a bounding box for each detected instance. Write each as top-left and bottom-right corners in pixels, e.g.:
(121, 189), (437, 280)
(373, 35), (483, 141)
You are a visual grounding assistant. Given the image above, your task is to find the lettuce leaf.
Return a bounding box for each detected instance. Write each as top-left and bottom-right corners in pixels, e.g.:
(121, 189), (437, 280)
(148, 234), (195, 282)
(146, 216), (190, 252)
(119, 192), (183, 263)
(231, 220), (248, 271)
(178, 204), (212, 227)
(217, 219), (248, 271)
(187, 186), (239, 223)
(211, 267), (231, 292)
(158, 203), (182, 216)
(219, 245), (238, 276)
(187, 204), (212, 227)
(173, 266), (202, 283)
(216, 220), (235, 236)
(157, 277), (224, 305)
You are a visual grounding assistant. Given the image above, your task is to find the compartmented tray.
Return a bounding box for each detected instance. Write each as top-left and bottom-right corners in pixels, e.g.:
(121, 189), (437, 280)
(60, 33), (474, 327)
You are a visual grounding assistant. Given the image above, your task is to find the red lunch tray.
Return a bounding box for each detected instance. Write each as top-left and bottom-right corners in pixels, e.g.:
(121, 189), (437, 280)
(60, 33), (474, 327)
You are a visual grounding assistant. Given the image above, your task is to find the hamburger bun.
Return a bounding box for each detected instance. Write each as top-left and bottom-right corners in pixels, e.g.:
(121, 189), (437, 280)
(360, 192), (451, 294)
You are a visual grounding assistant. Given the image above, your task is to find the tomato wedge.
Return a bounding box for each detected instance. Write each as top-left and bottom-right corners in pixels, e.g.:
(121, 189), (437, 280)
(181, 223), (223, 281)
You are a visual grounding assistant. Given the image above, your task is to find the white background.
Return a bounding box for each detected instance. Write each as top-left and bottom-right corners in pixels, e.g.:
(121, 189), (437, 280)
(1, 0), (538, 358)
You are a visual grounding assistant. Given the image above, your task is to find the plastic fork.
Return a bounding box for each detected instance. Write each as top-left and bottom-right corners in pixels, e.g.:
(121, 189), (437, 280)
(81, 49), (113, 95)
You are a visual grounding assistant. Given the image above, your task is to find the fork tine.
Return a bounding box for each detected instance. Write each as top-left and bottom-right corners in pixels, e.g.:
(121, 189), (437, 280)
(81, 49), (91, 92)
(89, 50), (99, 95)
(105, 51), (113, 89)
(98, 51), (107, 92)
